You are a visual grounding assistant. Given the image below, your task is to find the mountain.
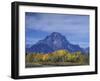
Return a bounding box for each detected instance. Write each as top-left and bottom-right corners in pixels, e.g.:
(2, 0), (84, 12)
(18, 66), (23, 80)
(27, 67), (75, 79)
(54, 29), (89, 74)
(26, 44), (32, 48)
(26, 32), (88, 54)
(83, 47), (89, 54)
(27, 43), (53, 53)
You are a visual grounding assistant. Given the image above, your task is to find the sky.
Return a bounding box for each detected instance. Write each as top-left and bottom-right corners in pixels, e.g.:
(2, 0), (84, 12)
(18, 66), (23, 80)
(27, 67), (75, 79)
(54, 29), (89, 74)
(25, 12), (89, 48)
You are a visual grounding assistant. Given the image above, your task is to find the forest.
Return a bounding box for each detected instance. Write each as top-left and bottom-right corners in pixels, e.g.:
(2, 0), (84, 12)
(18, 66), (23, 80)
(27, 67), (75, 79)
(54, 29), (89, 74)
(25, 50), (89, 68)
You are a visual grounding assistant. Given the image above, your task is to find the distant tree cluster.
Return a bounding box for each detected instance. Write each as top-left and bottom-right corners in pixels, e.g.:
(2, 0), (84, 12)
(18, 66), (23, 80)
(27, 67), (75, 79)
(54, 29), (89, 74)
(25, 50), (89, 67)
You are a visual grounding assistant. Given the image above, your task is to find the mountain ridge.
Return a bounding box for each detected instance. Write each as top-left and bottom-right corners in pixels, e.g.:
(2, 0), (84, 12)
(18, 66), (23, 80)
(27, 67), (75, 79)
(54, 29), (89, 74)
(26, 32), (89, 54)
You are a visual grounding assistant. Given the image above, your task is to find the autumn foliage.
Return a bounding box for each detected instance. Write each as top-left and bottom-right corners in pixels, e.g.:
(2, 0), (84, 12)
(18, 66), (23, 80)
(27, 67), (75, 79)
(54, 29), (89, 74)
(25, 50), (89, 67)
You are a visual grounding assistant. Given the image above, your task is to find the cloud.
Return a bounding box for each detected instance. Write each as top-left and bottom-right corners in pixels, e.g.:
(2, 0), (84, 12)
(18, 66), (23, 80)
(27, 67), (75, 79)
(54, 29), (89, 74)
(25, 12), (89, 35)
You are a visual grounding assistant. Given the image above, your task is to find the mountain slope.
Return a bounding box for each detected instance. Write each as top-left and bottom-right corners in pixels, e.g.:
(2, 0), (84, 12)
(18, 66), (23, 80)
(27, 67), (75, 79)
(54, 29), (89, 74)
(26, 32), (88, 53)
